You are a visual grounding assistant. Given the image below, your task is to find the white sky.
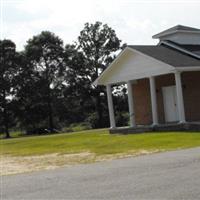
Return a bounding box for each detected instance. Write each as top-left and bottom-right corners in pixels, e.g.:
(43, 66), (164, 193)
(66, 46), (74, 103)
(1, 0), (200, 50)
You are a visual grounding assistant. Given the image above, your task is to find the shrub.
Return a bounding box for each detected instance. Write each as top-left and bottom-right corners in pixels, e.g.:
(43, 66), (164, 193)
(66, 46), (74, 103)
(62, 127), (73, 133)
(115, 112), (129, 127)
(85, 113), (99, 128)
(70, 122), (92, 132)
(85, 112), (110, 128)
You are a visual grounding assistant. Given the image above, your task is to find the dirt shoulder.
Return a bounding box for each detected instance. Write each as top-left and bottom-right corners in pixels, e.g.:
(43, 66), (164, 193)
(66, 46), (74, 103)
(1, 150), (157, 176)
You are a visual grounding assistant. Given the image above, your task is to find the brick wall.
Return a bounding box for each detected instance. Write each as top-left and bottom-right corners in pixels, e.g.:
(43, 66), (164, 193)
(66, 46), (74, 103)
(132, 71), (200, 125)
(182, 71), (200, 122)
(132, 78), (152, 125)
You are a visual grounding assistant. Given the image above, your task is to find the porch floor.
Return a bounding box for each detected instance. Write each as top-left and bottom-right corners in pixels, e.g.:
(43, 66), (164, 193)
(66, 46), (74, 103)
(109, 122), (200, 134)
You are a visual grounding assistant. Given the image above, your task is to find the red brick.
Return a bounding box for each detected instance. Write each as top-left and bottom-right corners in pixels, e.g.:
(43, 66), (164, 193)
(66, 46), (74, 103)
(131, 72), (200, 125)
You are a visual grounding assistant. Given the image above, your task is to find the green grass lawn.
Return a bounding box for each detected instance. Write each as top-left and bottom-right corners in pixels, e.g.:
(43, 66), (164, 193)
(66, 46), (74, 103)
(1, 129), (200, 157)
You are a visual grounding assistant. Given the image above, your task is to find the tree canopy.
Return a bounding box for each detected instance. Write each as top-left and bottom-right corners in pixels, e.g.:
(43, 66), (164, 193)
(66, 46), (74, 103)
(66, 22), (125, 127)
(0, 22), (128, 137)
(0, 40), (20, 138)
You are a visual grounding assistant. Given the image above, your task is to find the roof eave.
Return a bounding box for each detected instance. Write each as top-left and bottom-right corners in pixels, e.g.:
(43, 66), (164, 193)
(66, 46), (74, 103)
(176, 66), (200, 71)
(152, 30), (200, 39)
(92, 47), (130, 86)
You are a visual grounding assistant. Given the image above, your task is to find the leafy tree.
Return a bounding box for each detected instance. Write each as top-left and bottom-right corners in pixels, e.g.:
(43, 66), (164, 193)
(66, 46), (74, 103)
(63, 44), (91, 124)
(65, 22), (125, 127)
(0, 24), (127, 135)
(14, 64), (49, 132)
(0, 40), (19, 138)
(24, 31), (66, 132)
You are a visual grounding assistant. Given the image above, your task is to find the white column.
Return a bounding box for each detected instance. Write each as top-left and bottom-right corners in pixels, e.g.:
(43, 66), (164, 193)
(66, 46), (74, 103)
(127, 81), (136, 127)
(175, 72), (186, 123)
(149, 76), (158, 126)
(106, 84), (116, 128)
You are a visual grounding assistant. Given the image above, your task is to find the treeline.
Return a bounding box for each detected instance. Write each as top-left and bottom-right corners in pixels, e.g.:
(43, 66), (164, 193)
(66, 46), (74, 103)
(0, 21), (129, 138)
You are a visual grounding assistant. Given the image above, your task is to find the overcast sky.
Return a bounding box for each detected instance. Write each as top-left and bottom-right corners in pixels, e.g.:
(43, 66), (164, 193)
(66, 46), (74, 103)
(1, 0), (200, 50)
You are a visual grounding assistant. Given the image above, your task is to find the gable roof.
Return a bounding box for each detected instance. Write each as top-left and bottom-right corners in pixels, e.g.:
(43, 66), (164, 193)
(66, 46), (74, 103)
(93, 47), (176, 85)
(94, 44), (200, 85)
(152, 25), (200, 38)
(128, 45), (200, 67)
(94, 25), (200, 86)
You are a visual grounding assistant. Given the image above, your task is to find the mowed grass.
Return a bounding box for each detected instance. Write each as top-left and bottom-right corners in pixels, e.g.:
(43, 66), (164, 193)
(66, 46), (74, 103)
(1, 129), (200, 157)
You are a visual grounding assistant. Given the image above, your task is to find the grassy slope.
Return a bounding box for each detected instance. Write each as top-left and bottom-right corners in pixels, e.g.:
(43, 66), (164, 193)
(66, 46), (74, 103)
(1, 129), (200, 157)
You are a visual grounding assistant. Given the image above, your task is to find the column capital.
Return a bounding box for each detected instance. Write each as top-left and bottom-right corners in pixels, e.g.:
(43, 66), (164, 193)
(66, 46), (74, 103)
(106, 83), (112, 87)
(149, 76), (155, 79)
(127, 80), (133, 84)
(174, 71), (182, 75)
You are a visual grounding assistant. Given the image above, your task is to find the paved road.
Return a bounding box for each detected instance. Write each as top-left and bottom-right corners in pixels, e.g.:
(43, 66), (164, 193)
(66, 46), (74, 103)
(2, 147), (200, 200)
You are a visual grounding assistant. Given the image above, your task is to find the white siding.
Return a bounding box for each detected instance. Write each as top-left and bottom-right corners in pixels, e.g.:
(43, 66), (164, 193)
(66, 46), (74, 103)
(97, 48), (175, 85)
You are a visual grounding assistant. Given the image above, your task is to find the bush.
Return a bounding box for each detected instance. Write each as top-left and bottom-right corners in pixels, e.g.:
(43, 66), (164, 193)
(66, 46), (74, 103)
(62, 122), (91, 133)
(85, 112), (110, 128)
(115, 112), (129, 127)
(26, 127), (60, 135)
(85, 113), (99, 128)
(62, 127), (73, 133)
(70, 122), (92, 132)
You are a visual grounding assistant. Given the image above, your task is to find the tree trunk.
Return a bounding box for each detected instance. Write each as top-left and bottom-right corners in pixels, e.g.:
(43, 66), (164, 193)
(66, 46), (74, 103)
(45, 64), (54, 133)
(48, 100), (54, 133)
(3, 91), (10, 138)
(95, 90), (103, 128)
(4, 122), (10, 138)
(47, 87), (54, 133)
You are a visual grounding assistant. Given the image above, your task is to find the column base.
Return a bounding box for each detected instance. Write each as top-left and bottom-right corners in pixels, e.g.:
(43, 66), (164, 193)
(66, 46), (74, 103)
(109, 126), (116, 129)
(129, 125), (136, 128)
(151, 123), (159, 127)
(178, 121), (186, 124)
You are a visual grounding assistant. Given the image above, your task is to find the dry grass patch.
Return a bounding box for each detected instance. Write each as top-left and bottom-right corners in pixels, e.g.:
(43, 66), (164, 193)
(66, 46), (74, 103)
(1, 150), (159, 176)
(1, 152), (95, 175)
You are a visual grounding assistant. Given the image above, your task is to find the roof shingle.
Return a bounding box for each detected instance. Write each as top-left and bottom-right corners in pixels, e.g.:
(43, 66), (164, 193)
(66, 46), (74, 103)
(128, 45), (200, 67)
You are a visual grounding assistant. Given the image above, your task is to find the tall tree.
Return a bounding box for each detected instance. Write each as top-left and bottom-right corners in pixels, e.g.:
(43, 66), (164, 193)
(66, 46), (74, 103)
(24, 31), (66, 132)
(14, 57), (49, 132)
(64, 44), (90, 123)
(0, 40), (19, 138)
(66, 22), (124, 127)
